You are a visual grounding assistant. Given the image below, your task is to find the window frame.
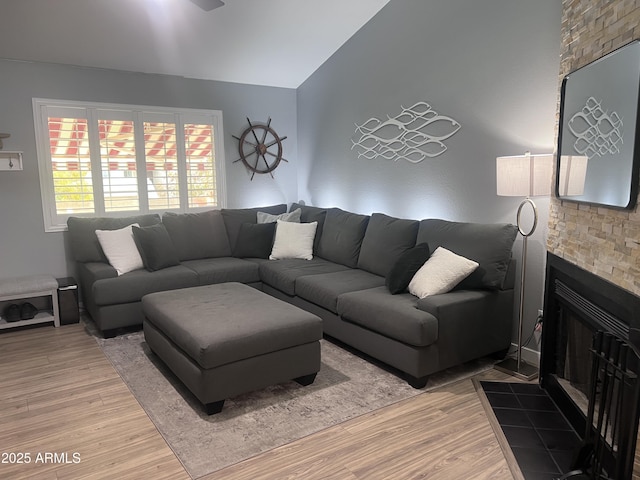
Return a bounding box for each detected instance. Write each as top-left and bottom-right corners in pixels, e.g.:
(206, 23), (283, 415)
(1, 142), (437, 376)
(33, 98), (227, 232)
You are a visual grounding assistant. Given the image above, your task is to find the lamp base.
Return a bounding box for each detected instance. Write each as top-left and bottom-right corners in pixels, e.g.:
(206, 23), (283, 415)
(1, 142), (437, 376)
(495, 356), (539, 381)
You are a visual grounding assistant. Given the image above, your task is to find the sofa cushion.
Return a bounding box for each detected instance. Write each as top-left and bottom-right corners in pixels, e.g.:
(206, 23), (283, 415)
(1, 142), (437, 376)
(181, 258), (260, 285)
(221, 204), (287, 252)
(132, 223), (180, 271)
(233, 222), (276, 259)
(290, 203), (328, 254)
(162, 210), (231, 261)
(269, 220), (317, 260)
(316, 208), (369, 268)
(67, 214), (161, 263)
(386, 243), (431, 294)
(416, 219), (517, 290)
(95, 224), (145, 275)
(357, 213), (419, 277)
(337, 286), (438, 347)
(92, 265), (199, 306)
(259, 258), (350, 296)
(295, 269), (385, 313)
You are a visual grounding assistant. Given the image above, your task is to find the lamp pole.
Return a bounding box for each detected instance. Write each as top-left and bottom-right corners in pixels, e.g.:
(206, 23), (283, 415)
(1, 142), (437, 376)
(514, 197), (538, 377)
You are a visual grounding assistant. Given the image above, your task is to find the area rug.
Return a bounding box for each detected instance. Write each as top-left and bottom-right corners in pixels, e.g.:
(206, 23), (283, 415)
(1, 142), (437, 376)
(96, 329), (494, 479)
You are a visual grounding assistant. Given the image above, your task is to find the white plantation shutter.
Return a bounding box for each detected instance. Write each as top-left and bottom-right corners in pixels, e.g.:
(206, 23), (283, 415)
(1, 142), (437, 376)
(98, 114), (140, 212)
(33, 99), (226, 232)
(144, 120), (181, 211)
(48, 115), (94, 214)
(185, 122), (217, 208)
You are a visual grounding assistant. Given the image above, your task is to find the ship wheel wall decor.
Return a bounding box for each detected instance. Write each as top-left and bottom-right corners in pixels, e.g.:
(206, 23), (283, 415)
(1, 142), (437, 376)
(233, 117), (288, 180)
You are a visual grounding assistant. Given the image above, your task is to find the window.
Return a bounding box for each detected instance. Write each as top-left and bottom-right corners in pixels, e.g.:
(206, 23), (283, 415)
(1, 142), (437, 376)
(33, 99), (226, 232)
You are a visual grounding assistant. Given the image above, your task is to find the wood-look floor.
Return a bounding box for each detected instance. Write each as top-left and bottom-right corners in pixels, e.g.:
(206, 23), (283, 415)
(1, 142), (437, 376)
(0, 323), (516, 480)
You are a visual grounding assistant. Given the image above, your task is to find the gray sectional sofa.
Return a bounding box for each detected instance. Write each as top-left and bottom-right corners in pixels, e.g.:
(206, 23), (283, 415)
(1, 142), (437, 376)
(67, 203), (517, 387)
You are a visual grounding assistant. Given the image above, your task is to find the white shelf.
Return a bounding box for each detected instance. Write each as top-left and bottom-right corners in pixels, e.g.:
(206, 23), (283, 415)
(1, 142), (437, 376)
(0, 151), (23, 171)
(0, 279), (60, 332)
(0, 312), (56, 330)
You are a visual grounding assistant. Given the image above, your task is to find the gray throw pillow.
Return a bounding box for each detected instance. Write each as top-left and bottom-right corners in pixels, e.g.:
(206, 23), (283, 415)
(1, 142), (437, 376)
(132, 223), (180, 271)
(257, 208), (301, 224)
(221, 204), (287, 251)
(233, 222), (276, 258)
(386, 243), (431, 294)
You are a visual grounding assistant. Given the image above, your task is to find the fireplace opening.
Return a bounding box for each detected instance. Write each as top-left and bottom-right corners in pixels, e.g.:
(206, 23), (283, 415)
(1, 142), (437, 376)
(556, 311), (593, 414)
(541, 253), (640, 479)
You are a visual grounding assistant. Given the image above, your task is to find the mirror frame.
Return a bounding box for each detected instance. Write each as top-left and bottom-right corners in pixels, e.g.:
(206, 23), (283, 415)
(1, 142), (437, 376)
(556, 40), (640, 210)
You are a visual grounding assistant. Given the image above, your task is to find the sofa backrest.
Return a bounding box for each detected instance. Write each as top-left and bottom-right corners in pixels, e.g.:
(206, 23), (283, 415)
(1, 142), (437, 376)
(357, 213), (419, 277)
(289, 203), (328, 254)
(67, 214), (161, 263)
(316, 208), (370, 268)
(162, 210), (231, 261)
(416, 219), (517, 290)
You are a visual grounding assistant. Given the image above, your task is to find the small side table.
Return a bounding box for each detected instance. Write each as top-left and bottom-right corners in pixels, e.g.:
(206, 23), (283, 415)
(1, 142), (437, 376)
(57, 277), (79, 325)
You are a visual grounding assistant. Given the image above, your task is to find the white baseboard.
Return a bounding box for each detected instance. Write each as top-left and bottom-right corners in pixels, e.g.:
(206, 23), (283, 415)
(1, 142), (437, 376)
(508, 342), (541, 367)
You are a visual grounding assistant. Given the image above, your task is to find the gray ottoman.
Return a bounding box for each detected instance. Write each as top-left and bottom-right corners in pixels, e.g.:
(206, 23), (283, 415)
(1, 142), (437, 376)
(142, 282), (322, 414)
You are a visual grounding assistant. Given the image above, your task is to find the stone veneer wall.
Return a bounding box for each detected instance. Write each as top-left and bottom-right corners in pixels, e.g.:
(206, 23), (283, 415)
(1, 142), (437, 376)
(547, 0), (640, 295)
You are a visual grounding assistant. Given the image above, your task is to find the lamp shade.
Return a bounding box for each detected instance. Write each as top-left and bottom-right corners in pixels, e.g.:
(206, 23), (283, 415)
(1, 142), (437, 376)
(496, 153), (553, 197)
(558, 155), (588, 196)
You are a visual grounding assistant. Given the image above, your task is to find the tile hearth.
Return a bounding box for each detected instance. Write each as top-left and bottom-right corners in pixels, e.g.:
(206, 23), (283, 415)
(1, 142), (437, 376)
(480, 381), (581, 480)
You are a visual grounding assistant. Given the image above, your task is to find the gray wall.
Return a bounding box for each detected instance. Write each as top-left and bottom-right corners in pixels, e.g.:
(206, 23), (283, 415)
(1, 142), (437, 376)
(0, 0), (562, 354)
(0, 59), (297, 280)
(297, 0), (562, 352)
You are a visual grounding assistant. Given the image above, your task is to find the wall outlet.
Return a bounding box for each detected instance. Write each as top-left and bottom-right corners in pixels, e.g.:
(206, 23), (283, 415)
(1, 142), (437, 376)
(534, 309), (543, 345)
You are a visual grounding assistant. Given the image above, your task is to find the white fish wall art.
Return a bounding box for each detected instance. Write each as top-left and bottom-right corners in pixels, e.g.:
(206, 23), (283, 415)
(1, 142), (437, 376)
(351, 101), (461, 164)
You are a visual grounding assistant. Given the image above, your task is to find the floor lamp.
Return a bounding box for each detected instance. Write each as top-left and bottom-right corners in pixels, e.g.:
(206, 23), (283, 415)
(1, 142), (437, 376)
(495, 152), (553, 380)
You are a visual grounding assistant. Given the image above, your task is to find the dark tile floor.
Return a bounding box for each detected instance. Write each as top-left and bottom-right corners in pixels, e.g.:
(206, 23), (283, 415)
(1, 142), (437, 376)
(480, 381), (582, 480)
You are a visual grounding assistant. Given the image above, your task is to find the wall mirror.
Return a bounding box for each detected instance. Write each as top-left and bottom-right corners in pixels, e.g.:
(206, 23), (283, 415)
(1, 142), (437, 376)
(556, 40), (640, 209)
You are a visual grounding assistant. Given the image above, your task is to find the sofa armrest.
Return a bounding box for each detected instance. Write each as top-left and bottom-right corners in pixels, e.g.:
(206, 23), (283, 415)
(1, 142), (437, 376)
(75, 261), (118, 316)
(76, 261), (116, 301)
(80, 262), (118, 282)
(416, 289), (514, 362)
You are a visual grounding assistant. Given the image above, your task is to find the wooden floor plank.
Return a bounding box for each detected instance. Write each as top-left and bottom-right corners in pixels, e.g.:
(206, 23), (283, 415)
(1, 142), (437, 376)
(0, 322), (518, 480)
(0, 324), (189, 480)
(206, 372), (515, 480)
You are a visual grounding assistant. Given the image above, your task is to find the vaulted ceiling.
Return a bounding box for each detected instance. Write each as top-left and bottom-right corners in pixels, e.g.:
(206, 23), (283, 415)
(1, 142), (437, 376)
(0, 0), (391, 88)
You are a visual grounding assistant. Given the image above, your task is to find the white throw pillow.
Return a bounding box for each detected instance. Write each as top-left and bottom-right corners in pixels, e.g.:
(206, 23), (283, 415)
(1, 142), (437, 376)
(257, 208), (301, 224)
(95, 224), (144, 275)
(408, 247), (479, 299)
(269, 220), (317, 260)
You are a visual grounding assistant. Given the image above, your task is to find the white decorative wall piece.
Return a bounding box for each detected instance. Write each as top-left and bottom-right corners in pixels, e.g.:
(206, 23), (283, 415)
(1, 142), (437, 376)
(567, 96), (623, 160)
(351, 101), (461, 164)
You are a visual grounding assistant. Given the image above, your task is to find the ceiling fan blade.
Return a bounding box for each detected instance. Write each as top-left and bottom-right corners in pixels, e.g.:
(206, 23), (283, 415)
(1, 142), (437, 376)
(189, 0), (225, 11)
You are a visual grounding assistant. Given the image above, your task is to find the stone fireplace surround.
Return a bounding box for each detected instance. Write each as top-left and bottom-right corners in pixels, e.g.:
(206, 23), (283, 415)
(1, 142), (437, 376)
(540, 252), (640, 477)
(538, 0), (640, 476)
